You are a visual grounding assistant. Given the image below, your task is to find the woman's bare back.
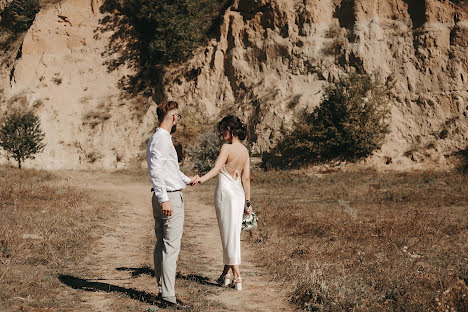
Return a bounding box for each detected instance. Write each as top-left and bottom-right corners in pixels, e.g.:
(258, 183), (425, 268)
(224, 143), (249, 179)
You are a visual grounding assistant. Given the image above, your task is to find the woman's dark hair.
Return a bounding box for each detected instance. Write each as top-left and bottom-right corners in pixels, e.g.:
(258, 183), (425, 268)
(217, 115), (248, 140)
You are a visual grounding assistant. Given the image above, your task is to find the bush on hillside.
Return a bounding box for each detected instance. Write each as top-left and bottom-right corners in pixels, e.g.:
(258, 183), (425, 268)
(458, 146), (468, 174)
(172, 106), (214, 151)
(1, 0), (40, 34)
(186, 129), (222, 175)
(262, 72), (391, 169)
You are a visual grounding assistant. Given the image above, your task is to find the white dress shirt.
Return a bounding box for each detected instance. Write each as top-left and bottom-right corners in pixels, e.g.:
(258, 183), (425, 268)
(147, 128), (191, 203)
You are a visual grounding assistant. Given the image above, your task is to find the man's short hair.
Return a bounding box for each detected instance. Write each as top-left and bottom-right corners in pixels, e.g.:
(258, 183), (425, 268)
(157, 101), (179, 122)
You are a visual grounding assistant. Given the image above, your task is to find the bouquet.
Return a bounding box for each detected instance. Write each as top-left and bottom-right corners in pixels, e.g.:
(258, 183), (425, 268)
(242, 210), (258, 231)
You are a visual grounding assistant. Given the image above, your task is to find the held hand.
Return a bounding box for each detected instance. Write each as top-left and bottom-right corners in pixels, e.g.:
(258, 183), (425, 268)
(189, 175), (200, 186)
(161, 201), (172, 217)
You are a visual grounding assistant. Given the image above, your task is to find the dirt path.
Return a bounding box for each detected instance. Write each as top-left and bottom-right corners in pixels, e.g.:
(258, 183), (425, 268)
(62, 171), (293, 311)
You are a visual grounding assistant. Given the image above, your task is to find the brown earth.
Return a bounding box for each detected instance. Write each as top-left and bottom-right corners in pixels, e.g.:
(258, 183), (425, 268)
(57, 170), (293, 311)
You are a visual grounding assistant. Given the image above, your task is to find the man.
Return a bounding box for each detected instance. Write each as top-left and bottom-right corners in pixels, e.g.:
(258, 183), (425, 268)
(146, 100), (198, 309)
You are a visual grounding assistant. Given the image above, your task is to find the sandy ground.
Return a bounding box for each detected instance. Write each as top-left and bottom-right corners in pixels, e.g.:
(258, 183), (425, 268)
(60, 170), (294, 311)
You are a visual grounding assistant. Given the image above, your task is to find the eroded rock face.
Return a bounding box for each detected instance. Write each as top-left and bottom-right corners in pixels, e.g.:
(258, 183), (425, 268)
(1, 0), (467, 169)
(165, 0), (468, 169)
(1, 0), (154, 169)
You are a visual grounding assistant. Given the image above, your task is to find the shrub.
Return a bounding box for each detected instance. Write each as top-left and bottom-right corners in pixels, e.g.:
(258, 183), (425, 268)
(0, 111), (46, 168)
(172, 106), (213, 150)
(186, 129), (222, 175)
(1, 0), (40, 34)
(262, 72), (391, 169)
(458, 146), (468, 174)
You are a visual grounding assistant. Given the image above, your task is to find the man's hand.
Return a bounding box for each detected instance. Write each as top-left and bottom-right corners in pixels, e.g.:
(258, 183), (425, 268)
(189, 175), (200, 186)
(161, 201), (172, 217)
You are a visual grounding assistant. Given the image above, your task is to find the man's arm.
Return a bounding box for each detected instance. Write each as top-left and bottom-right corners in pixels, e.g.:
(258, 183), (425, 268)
(148, 136), (170, 204)
(179, 170), (192, 185)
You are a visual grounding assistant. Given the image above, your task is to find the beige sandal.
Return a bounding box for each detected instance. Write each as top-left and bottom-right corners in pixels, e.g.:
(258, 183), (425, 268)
(216, 273), (232, 287)
(231, 277), (242, 291)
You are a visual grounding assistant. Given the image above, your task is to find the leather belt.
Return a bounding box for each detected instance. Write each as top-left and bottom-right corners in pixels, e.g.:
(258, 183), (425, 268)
(151, 188), (181, 193)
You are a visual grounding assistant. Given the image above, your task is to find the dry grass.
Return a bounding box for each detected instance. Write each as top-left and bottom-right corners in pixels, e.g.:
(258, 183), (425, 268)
(247, 169), (468, 311)
(0, 166), (115, 311)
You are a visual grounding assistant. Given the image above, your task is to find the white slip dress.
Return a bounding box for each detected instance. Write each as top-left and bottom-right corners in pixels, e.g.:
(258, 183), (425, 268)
(214, 165), (245, 265)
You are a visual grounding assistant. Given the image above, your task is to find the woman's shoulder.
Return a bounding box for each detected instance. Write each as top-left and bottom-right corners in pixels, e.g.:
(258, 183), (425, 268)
(221, 143), (231, 151)
(242, 145), (249, 156)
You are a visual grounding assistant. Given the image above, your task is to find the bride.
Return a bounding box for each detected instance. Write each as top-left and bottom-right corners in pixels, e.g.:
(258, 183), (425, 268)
(197, 115), (251, 291)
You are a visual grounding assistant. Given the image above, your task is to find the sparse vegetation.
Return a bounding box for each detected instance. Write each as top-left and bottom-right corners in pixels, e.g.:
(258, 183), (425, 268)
(246, 169), (468, 311)
(83, 109), (111, 128)
(86, 151), (101, 163)
(0, 167), (116, 311)
(0, 0), (40, 34)
(99, 0), (233, 96)
(0, 111), (46, 169)
(458, 146), (468, 174)
(52, 77), (62, 85)
(172, 106), (214, 150)
(186, 129), (222, 175)
(262, 72), (391, 169)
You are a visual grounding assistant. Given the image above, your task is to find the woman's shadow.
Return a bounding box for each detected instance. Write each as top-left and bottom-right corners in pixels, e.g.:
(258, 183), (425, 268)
(58, 266), (220, 307)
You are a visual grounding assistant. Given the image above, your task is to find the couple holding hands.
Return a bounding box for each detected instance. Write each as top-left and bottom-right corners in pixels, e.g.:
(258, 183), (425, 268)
(146, 101), (251, 309)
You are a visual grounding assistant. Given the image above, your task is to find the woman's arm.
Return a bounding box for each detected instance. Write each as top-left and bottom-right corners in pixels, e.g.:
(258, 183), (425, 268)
(199, 144), (230, 183)
(241, 156), (251, 212)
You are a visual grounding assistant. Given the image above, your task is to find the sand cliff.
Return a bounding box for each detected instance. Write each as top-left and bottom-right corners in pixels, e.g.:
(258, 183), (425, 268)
(0, 0), (467, 169)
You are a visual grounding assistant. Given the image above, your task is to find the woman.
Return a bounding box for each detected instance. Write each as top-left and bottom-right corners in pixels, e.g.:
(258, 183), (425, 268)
(198, 115), (251, 291)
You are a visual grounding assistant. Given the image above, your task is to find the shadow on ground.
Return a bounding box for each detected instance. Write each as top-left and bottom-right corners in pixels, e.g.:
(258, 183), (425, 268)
(58, 267), (220, 305)
(58, 274), (163, 305)
(116, 266), (221, 287)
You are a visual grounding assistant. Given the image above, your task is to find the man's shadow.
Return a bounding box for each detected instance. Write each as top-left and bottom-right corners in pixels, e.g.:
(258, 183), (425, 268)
(116, 266), (221, 287)
(58, 266), (220, 307)
(58, 274), (162, 305)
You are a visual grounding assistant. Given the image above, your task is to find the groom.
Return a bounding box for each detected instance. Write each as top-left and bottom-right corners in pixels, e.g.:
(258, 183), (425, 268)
(146, 100), (198, 309)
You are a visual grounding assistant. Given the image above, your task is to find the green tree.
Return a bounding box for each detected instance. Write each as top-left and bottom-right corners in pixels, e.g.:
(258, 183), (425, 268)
(99, 0), (232, 96)
(0, 111), (46, 169)
(0, 0), (40, 34)
(262, 72), (391, 169)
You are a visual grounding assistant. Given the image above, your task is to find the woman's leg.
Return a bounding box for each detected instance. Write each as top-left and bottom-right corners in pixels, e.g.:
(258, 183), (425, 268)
(222, 265), (232, 276)
(232, 265), (241, 279)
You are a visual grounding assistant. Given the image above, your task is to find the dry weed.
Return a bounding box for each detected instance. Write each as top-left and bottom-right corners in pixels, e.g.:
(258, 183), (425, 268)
(0, 166), (115, 311)
(248, 169), (468, 311)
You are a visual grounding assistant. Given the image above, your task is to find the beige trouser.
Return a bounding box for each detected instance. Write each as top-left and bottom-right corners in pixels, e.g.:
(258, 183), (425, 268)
(152, 191), (184, 303)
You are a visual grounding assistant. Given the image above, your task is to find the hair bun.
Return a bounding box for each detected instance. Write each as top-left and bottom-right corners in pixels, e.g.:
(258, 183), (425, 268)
(218, 115), (248, 141)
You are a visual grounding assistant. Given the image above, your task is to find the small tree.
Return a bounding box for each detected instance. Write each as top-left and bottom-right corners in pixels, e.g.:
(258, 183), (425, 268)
(0, 111), (46, 169)
(262, 72), (391, 169)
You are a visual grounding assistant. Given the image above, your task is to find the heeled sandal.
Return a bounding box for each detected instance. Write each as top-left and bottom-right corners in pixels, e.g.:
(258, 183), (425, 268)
(231, 277), (242, 291)
(216, 273), (232, 287)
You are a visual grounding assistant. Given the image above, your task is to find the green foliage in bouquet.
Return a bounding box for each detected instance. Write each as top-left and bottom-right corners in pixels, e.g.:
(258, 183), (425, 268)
(262, 72), (391, 169)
